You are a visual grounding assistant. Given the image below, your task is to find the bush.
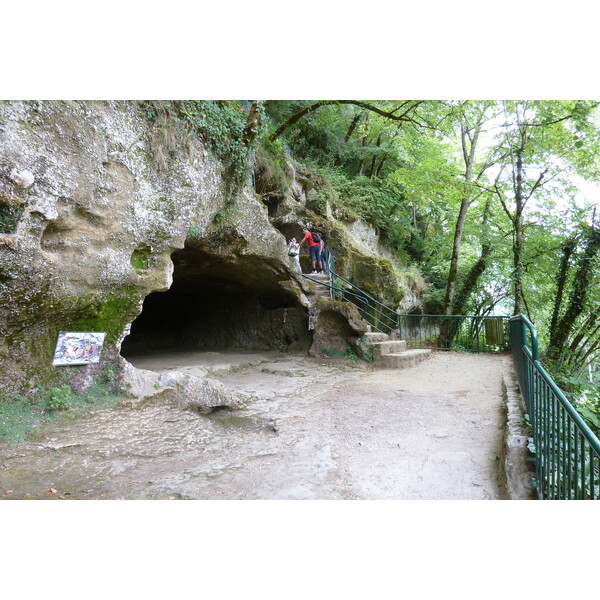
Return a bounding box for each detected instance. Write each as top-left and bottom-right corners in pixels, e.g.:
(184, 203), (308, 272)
(0, 375), (123, 445)
(308, 165), (412, 249)
(553, 369), (600, 437)
(46, 385), (74, 412)
(253, 140), (291, 197)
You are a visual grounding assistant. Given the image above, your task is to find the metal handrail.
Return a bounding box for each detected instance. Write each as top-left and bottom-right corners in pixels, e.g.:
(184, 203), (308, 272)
(329, 277), (398, 333)
(302, 245), (510, 349)
(303, 275), (366, 305)
(329, 269), (397, 319)
(303, 274), (399, 335)
(303, 274), (383, 328)
(304, 248), (509, 348)
(510, 314), (600, 499)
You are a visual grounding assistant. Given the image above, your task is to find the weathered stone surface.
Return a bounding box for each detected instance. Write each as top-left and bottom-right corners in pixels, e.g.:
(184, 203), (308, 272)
(308, 300), (370, 358)
(501, 370), (537, 499)
(0, 100), (424, 398)
(169, 373), (254, 413)
(9, 168), (35, 188)
(121, 362), (253, 410)
(121, 362), (164, 400)
(0, 101), (294, 393)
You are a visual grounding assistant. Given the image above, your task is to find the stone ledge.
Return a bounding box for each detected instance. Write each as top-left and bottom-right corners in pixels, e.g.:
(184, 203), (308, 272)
(501, 368), (537, 500)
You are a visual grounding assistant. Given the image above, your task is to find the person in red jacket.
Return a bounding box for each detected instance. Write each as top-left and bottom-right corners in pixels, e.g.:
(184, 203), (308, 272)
(299, 227), (323, 274)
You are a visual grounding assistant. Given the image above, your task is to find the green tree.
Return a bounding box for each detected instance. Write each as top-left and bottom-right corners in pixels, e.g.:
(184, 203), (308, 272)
(482, 100), (599, 315)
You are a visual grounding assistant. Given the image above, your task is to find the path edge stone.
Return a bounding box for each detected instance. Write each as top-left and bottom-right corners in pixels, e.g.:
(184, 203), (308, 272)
(501, 366), (537, 500)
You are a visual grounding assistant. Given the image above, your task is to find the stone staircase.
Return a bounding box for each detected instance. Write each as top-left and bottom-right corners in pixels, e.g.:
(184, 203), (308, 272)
(307, 272), (332, 299)
(305, 272), (431, 370)
(363, 331), (431, 370)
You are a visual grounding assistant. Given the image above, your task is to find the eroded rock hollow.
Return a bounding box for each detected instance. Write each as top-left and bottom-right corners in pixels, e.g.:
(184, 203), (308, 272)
(121, 243), (312, 357)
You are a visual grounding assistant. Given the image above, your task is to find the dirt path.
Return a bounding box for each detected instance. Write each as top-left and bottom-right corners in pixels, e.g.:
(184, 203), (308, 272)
(0, 351), (511, 500)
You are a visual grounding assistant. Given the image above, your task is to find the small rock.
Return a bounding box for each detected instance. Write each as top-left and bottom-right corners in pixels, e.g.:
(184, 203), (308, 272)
(9, 168), (35, 188)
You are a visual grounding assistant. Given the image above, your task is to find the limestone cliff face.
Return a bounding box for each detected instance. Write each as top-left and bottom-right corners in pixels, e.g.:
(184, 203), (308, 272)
(0, 100), (425, 397)
(262, 158), (426, 313)
(0, 101), (308, 394)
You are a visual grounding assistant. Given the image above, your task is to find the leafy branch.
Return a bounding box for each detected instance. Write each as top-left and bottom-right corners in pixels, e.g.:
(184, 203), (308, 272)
(269, 100), (426, 141)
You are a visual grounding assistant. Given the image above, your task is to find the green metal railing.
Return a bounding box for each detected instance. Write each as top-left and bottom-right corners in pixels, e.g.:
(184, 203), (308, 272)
(303, 245), (600, 498)
(510, 314), (600, 499)
(305, 261), (509, 351)
(396, 313), (509, 352)
(329, 270), (400, 331)
(303, 274), (388, 327)
(322, 247), (336, 288)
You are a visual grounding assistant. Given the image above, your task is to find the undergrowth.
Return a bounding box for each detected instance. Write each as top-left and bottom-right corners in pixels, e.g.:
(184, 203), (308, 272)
(136, 100), (255, 189)
(0, 368), (123, 445)
(322, 347), (362, 362)
(305, 163), (413, 251)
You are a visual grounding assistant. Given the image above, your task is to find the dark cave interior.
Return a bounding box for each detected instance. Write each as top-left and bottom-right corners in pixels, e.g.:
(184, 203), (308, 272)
(120, 245), (312, 358)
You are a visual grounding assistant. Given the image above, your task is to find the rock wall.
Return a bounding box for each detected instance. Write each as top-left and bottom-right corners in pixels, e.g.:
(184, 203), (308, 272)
(0, 101), (309, 394)
(0, 100), (425, 398)
(264, 158), (426, 313)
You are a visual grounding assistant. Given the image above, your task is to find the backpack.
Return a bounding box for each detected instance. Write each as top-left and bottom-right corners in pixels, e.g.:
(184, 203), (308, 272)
(311, 231), (322, 244)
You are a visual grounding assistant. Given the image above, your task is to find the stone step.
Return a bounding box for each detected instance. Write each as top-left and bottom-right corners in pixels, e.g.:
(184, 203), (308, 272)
(363, 332), (390, 343)
(379, 349), (432, 370)
(371, 340), (407, 359)
(314, 286), (331, 295)
(305, 274), (329, 285)
(304, 272), (332, 300)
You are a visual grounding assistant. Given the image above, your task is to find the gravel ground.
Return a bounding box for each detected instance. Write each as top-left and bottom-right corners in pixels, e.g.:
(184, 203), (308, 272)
(0, 351), (511, 500)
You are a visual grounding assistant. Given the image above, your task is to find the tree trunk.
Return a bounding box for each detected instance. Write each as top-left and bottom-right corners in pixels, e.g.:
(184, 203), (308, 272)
(373, 157), (387, 178)
(512, 149), (525, 315)
(357, 115), (370, 176)
(548, 237), (577, 339)
(335, 112), (364, 167)
(442, 121), (481, 316)
(441, 196), (493, 347)
(549, 226), (600, 359)
(439, 119), (481, 347)
(368, 134), (383, 178)
(242, 102), (261, 145)
(344, 112), (362, 142)
(565, 313), (600, 371)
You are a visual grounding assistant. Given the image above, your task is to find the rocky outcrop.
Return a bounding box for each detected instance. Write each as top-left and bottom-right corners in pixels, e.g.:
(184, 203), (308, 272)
(0, 101), (301, 394)
(263, 157), (426, 314)
(0, 101), (425, 398)
(119, 362), (254, 412)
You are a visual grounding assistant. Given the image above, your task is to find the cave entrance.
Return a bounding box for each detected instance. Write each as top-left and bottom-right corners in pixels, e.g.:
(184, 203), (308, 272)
(120, 245), (312, 361)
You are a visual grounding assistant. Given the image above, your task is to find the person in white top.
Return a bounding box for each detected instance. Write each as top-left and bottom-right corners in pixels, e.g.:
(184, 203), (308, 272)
(288, 237), (301, 269)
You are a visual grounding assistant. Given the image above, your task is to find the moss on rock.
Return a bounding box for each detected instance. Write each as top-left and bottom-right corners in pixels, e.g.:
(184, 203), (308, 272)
(336, 250), (405, 309)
